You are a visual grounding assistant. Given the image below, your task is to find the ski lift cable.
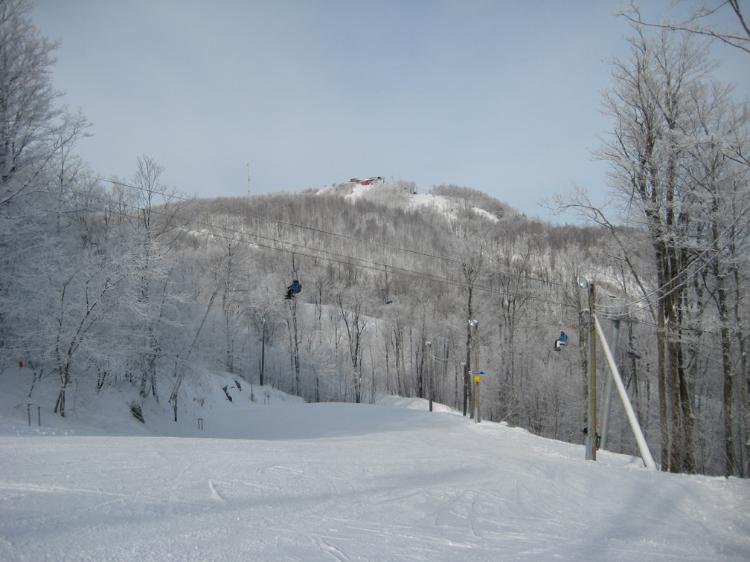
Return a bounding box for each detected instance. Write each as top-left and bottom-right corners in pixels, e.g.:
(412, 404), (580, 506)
(594, 207), (750, 315)
(569, 196), (750, 316)
(96, 177), (468, 262)
(95, 177), (564, 290)
(15, 193), (740, 342)
(77, 202), (462, 285)
(74, 200), (575, 310)
(92, 199), (472, 291)
(595, 310), (726, 337)
(18, 176), (748, 305)
(23, 198), (732, 341)
(65, 185), (741, 340)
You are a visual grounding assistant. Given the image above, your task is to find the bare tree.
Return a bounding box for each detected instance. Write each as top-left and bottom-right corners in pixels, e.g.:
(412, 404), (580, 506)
(595, 29), (715, 472)
(131, 155), (185, 402)
(53, 269), (121, 417)
(621, 1), (750, 55)
(338, 292), (367, 404)
(0, 0), (83, 206)
(684, 82), (750, 475)
(493, 242), (533, 424)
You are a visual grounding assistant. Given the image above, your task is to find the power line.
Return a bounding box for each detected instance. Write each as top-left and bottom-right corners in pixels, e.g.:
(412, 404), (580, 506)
(95, 177), (564, 290)
(16, 179), (746, 342)
(7, 196), (737, 351)
(42, 175), (750, 338)
(76, 198), (573, 311)
(97, 177), (466, 263)
(595, 206), (750, 316)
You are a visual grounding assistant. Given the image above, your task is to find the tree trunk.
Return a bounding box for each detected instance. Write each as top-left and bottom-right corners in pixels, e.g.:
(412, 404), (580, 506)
(677, 328), (695, 473)
(54, 361), (71, 417)
(293, 302), (300, 398)
(736, 307), (749, 479)
(658, 294), (669, 471)
(223, 242), (235, 373)
(667, 293), (683, 473)
(731, 229), (748, 478)
(716, 265), (736, 476)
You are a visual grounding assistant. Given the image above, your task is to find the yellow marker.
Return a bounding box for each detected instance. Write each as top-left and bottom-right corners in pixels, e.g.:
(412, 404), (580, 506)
(473, 375), (481, 383)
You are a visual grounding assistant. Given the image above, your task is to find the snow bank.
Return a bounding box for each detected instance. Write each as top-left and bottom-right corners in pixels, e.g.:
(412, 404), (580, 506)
(0, 365), (301, 439)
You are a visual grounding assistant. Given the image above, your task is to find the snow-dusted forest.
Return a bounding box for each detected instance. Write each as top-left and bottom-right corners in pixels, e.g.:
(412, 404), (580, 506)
(1, 0), (749, 486)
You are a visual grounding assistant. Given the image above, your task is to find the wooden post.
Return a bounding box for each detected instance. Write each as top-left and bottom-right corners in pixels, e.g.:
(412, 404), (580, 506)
(260, 316), (266, 386)
(474, 326), (480, 423)
(474, 374), (481, 423)
(463, 363), (469, 416)
(426, 341), (433, 412)
(469, 320), (479, 420)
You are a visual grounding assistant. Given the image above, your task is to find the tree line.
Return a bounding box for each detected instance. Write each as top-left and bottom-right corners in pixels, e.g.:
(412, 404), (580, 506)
(1, 0), (748, 477)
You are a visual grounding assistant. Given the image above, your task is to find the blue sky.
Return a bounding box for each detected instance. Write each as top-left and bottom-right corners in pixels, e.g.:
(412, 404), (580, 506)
(34, 0), (749, 222)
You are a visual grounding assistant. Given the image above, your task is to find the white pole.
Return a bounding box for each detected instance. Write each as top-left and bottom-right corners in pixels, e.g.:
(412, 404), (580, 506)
(593, 314), (656, 470)
(600, 318), (620, 449)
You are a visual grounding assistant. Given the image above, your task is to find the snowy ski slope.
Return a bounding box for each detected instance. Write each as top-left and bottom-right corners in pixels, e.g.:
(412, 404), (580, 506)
(1, 369), (748, 561)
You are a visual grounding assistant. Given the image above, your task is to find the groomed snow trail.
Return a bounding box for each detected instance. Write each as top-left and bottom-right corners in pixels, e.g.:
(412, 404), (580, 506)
(1, 402), (748, 561)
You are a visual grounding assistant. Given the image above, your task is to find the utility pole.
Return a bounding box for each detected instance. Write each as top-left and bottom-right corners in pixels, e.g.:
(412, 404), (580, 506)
(460, 362), (465, 413)
(426, 341), (433, 412)
(463, 361), (469, 416)
(463, 322), (473, 418)
(443, 341), (450, 410)
(587, 283), (598, 461)
(474, 372), (481, 423)
(469, 320), (479, 420)
(260, 314), (266, 386)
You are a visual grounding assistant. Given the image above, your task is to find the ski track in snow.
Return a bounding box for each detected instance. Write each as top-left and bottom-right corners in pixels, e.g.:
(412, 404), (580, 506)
(207, 479), (227, 503)
(1, 383), (749, 561)
(318, 538), (351, 562)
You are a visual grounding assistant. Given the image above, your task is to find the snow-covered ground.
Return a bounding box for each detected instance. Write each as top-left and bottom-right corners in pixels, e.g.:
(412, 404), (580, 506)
(406, 193), (499, 223)
(316, 182), (499, 225)
(1, 367), (748, 561)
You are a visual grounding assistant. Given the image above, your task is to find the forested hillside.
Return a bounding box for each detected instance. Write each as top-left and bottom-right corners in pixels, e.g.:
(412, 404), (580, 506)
(1, 0), (749, 479)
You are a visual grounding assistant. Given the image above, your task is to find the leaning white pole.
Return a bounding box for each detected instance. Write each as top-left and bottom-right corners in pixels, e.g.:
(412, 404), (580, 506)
(593, 314), (657, 470)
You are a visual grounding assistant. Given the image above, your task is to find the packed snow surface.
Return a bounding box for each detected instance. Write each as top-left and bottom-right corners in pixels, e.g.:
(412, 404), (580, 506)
(1, 370), (748, 561)
(316, 182), (499, 224)
(406, 193), (499, 223)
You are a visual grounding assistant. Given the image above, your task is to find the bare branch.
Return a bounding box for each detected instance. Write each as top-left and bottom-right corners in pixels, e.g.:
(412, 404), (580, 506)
(620, 1), (750, 55)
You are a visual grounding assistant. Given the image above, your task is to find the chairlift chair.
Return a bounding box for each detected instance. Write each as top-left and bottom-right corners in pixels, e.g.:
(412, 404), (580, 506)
(285, 278), (301, 300)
